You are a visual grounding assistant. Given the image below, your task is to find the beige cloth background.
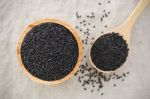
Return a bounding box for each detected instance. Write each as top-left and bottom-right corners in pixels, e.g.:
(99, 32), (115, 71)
(0, 0), (150, 99)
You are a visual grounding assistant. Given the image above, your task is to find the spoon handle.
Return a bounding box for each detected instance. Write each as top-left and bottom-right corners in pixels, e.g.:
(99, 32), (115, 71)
(123, 0), (150, 30)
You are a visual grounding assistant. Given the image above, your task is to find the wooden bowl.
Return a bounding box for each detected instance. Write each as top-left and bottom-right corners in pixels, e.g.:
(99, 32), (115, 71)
(17, 18), (83, 85)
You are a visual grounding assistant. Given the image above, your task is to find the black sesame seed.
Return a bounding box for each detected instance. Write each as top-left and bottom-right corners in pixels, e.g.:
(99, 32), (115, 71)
(113, 73), (116, 76)
(99, 85), (103, 88)
(74, 72), (78, 76)
(101, 18), (103, 21)
(127, 72), (130, 75)
(123, 73), (126, 77)
(93, 26), (96, 28)
(86, 63), (88, 67)
(76, 12), (81, 18)
(92, 12), (94, 15)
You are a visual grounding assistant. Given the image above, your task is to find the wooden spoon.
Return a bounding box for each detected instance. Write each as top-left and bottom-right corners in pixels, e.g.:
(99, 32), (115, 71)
(90, 0), (150, 73)
(113, 0), (149, 47)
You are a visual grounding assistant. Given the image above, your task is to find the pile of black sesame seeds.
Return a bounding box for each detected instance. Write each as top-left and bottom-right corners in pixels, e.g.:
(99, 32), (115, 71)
(90, 32), (129, 71)
(21, 22), (79, 81)
(74, 0), (130, 95)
